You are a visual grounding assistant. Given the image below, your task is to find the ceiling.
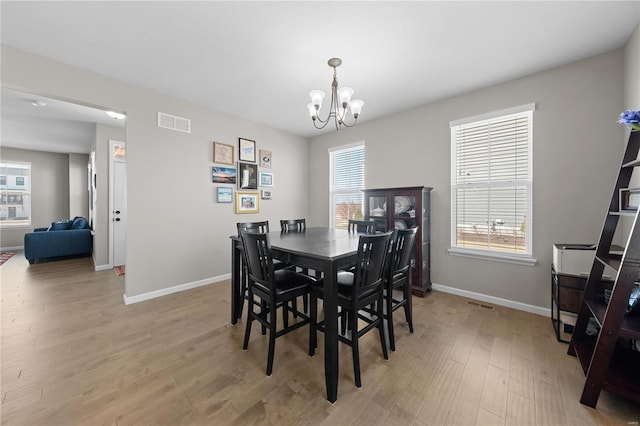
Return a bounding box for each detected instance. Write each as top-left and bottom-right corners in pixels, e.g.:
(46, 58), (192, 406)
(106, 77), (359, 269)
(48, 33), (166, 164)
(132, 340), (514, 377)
(1, 1), (639, 151)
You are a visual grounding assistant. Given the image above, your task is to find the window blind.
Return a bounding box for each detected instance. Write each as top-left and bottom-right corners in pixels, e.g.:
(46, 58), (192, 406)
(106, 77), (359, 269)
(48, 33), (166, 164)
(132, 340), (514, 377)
(451, 108), (533, 256)
(330, 144), (365, 229)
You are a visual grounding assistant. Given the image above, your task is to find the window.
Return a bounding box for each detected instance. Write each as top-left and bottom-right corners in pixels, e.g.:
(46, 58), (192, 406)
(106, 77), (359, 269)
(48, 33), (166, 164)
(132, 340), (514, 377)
(329, 143), (365, 229)
(0, 162), (31, 227)
(449, 104), (534, 264)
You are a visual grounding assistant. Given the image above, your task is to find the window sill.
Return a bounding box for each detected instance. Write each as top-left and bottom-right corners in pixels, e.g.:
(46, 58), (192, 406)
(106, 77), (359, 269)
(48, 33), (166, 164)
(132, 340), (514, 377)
(447, 247), (537, 267)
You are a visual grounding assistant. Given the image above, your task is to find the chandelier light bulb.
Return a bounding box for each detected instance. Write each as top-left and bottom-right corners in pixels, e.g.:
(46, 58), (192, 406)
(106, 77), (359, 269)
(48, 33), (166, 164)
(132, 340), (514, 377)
(337, 87), (353, 108)
(309, 90), (325, 109)
(349, 100), (364, 118)
(307, 103), (317, 119)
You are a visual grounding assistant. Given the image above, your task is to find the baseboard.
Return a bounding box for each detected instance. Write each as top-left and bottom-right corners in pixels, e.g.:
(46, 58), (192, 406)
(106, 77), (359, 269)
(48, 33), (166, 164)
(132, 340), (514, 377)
(1, 245), (23, 251)
(95, 263), (111, 271)
(431, 282), (549, 317)
(123, 273), (232, 305)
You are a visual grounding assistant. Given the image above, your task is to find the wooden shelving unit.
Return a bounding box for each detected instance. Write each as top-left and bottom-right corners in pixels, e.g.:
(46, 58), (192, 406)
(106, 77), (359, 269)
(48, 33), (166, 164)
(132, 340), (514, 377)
(568, 130), (640, 407)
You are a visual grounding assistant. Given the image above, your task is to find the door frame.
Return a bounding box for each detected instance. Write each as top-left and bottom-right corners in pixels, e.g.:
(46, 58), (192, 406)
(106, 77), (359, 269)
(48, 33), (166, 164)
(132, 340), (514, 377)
(108, 139), (126, 268)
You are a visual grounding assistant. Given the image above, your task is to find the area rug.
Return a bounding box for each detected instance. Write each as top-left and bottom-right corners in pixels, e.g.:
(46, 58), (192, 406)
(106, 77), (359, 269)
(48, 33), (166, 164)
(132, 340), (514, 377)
(0, 252), (15, 267)
(114, 265), (125, 276)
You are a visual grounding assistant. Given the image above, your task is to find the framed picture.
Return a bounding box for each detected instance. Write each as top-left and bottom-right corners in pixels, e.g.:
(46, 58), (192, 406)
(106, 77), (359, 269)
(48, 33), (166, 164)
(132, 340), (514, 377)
(239, 138), (256, 162)
(261, 189), (272, 200)
(259, 172), (274, 187)
(260, 149), (272, 168)
(217, 187), (233, 203)
(212, 166), (236, 184)
(237, 161), (258, 189)
(236, 191), (259, 214)
(213, 141), (234, 165)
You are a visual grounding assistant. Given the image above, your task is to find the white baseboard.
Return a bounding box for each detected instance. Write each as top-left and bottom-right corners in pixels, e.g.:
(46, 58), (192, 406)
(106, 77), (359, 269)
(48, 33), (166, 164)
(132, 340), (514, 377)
(95, 263), (111, 271)
(123, 273), (232, 305)
(1, 245), (24, 251)
(431, 282), (550, 317)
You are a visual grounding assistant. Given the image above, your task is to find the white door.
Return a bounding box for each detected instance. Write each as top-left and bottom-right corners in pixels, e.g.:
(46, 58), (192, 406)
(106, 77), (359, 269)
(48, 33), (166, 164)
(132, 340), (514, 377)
(109, 140), (126, 267)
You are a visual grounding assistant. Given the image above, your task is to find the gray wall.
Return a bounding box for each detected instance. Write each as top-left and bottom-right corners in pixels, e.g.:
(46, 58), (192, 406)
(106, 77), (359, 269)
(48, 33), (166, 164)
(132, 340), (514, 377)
(68, 153), (89, 220)
(309, 49), (627, 310)
(1, 45), (309, 299)
(0, 147), (71, 248)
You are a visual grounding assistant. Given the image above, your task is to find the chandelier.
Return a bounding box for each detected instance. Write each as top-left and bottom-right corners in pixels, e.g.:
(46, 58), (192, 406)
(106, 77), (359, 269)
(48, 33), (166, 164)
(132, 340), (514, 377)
(307, 58), (364, 130)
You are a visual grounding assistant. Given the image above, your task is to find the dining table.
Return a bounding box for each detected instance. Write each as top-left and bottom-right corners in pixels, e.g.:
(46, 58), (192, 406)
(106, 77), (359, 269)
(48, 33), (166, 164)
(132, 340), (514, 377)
(230, 227), (361, 403)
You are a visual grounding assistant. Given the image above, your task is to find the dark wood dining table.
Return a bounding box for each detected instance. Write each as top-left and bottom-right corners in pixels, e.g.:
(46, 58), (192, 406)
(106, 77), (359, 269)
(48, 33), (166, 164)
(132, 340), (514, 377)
(230, 227), (361, 403)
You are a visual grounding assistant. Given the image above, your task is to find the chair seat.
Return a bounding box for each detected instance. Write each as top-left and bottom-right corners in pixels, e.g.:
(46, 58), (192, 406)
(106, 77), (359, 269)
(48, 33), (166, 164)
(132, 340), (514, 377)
(336, 271), (376, 299)
(274, 269), (318, 297)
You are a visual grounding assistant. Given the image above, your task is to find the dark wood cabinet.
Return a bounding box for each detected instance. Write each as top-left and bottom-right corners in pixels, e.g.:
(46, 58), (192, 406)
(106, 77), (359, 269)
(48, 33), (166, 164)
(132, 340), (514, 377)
(363, 186), (432, 296)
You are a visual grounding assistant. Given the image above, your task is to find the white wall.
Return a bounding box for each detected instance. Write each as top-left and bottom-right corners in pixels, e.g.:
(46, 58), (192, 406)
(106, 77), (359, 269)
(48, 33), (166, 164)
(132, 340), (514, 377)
(2, 45), (309, 300)
(309, 49), (626, 310)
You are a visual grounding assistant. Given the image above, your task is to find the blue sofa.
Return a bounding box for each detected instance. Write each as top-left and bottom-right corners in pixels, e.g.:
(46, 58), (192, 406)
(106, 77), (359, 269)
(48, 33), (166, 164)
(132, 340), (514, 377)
(24, 217), (93, 264)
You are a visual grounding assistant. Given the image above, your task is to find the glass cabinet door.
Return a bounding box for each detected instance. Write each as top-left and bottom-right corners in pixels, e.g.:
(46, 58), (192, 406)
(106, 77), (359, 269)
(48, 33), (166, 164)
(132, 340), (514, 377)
(394, 195), (416, 229)
(368, 196), (387, 217)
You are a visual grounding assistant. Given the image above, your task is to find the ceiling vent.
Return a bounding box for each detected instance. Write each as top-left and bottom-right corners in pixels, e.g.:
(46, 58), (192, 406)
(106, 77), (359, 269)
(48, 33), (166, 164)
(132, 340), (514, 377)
(158, 112), (191, 133)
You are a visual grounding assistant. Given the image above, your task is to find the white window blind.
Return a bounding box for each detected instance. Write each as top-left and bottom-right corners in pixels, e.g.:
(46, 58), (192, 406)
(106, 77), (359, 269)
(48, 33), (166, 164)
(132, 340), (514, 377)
(329, 143), (365, 229)
(450, 105), (533, 259)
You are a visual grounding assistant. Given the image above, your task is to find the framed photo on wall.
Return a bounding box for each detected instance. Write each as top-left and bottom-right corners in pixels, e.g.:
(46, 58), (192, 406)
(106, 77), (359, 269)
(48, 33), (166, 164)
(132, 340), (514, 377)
(213, 141), (234, 165)
(259, 172), (274, 187)
(261, 189), (272, 200)
(217, 187), (233, 203)
(239, 138), (256, 162)
(260, 149), (272, 168)
(212, 166), (236, 184)
(238, 161), (258, 189)
(236, 191), (259, 214)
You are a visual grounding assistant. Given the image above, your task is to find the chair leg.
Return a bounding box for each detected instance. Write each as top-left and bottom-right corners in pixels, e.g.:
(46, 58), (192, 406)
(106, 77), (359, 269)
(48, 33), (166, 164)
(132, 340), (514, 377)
(243, 296), (254, 350)
(378, 297), (389, 361)
(309, 292), (317, 356)
(261, 300), (267, 335)
(387, 289), (396, 351)
(282, 301), (289, 329)
(404, 285), (414, 334)
(291, 298), (298, 318)
(350, 308), (361, 388)
(266, 300), (277, 376)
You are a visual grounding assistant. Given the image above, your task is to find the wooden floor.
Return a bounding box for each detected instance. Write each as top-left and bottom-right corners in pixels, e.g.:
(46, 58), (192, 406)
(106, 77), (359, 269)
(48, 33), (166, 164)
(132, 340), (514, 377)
(1, 253), (639, 426)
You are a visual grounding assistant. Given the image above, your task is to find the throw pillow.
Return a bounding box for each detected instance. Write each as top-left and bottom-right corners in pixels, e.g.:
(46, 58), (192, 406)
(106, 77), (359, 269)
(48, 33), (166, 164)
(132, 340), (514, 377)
(71, 216), (89, 229)
(50, 220), (73, 231)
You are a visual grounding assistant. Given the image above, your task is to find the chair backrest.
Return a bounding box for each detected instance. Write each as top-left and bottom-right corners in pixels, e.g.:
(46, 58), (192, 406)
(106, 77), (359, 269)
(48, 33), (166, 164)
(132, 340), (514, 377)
(351, 231), (393, 300)
(238, 230), (275, 294)
(237, 221), (270, 235)
(280, 219), (306, 233)
(387, 227), (418, 280)
(348, 219), (375, 234)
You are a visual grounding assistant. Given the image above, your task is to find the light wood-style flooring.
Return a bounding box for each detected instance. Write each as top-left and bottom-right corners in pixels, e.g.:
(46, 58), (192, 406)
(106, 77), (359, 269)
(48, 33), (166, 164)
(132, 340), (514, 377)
(1, 252), (639, 425)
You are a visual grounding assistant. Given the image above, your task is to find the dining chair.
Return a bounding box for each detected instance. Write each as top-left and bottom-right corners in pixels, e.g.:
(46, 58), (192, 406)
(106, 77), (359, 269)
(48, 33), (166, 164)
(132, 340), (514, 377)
(239, 230), (318, 376)
(384, 226), (418, 351)
(236, 221), (291, 319)
(347, 219), (376, 234)
(280, 218), (306, 232)
(309, 231), (393, 388)
(279, 218), (311, 314)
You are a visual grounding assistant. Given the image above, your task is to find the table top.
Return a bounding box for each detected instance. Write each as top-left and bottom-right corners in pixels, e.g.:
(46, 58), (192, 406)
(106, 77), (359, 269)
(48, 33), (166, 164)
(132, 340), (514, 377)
(266, 227), (360, 261)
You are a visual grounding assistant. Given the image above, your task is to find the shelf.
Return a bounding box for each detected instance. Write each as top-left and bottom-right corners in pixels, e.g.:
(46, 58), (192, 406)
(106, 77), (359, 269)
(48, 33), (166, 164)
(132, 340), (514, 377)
(584, 294), (640, 340)
(572, 335), (640, 403)
(622, 159), (640, 168)
(595, 253), (622, 272)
